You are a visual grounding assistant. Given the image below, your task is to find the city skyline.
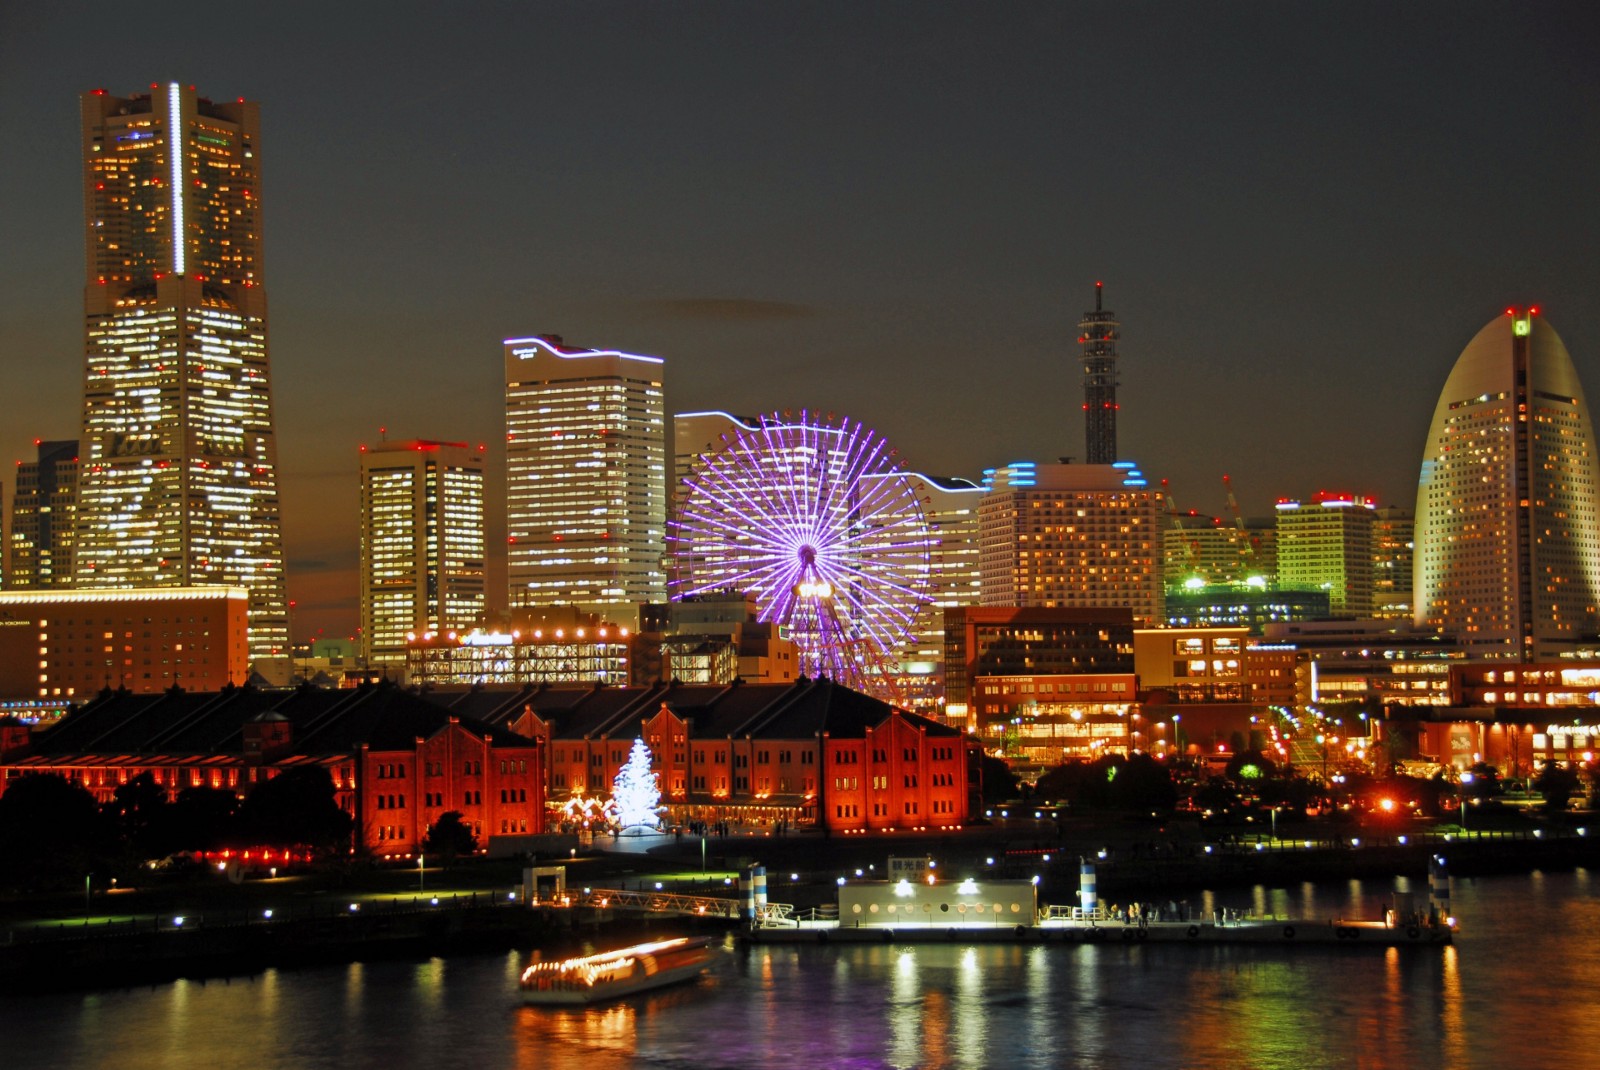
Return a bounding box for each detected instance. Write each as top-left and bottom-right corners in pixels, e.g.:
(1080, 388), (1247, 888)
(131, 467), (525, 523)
(2, 4), (1597, 643)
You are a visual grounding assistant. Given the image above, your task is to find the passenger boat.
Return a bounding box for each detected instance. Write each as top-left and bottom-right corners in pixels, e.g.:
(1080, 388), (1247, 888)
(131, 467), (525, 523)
(519, 936), (718, 1004)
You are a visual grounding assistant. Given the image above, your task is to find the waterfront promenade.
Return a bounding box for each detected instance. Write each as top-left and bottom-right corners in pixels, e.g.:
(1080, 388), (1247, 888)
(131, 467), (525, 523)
(4, 813), (1595, 992)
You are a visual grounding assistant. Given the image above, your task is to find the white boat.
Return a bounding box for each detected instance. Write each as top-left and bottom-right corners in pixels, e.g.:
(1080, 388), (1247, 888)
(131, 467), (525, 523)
(519, 936), (718, 1004)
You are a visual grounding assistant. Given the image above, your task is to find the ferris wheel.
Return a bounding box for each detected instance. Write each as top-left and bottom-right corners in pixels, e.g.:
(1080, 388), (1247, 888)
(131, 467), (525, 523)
(669, 412), (934, 695)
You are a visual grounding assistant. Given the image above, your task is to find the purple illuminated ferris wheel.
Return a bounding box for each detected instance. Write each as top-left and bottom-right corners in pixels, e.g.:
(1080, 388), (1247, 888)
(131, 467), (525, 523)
(669, 412), (934, 695)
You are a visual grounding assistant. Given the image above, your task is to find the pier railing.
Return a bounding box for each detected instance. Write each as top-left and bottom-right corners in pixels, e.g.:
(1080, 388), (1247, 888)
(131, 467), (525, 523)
(578, 888), (792, 923)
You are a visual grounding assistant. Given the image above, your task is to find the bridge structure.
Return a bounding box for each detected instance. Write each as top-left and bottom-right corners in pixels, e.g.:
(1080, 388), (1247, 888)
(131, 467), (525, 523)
(555, 888), (794, 924)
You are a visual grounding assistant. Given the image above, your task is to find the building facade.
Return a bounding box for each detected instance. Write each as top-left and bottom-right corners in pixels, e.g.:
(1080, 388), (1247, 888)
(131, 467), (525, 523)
(978, 462), (1163, 624)
(74, 85), (288, 660)
(358, 439), (486, 667)
(8, 440), (79, 590)
(505, 335), (667, 613)
(1274, 493), (1377, 617)
(1414, 308), (1600, 659)
(0, 587), (249, 699)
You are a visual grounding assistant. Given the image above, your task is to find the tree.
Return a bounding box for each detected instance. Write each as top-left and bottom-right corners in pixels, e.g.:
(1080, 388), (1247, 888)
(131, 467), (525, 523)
(978, 753), (1020, 806)
(423, 811), (477, 865)
(106, 771), (172, 860)
(1533, 763), (1582, 813)
(611, 737), (661, 830)
(168, 786), (240, 853)
(0, 773), (114, 893)
(236, 766), (353, 855)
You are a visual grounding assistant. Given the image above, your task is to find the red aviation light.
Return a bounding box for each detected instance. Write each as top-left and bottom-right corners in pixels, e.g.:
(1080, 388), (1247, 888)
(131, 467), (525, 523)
(1530, 306), (1540, 315)
(91, 88), (106, 96)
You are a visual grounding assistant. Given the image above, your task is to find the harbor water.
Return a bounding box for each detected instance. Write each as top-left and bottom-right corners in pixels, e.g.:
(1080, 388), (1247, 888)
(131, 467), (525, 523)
(5, 870), (1599, 1070)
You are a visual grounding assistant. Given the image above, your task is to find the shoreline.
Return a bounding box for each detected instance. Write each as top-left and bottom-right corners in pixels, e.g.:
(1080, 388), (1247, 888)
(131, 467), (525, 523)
(5, 828), (1592, 995)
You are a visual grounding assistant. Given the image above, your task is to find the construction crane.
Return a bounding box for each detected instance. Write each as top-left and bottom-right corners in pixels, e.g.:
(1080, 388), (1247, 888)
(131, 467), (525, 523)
(1222, 474), (1258, 579)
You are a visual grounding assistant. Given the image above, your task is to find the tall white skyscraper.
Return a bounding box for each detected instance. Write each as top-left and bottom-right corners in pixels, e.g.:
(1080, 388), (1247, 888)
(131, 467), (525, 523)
(74, 83), (288, 658)
(358, 439), (486, 667)
(504, 335), (667, 612)
(1414, 308), (1600, 659)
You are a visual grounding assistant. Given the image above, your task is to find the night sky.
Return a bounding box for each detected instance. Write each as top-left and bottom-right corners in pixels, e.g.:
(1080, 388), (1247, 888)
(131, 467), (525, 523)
(2, 2), (1598, 643)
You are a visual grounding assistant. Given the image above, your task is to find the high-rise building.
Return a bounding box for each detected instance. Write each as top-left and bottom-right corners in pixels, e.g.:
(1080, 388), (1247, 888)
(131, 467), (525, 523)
(978, 461), (1163, 624)
(358, 439), (487, 667)
(1415, 308), (1600, 659)
(1162, 513), (1275, 591)
(1372, 507), (1414, 620)
(1274, 492), (1377, 617)
(504, 335), (667, 613)
(74, 83), (287, 659)
(8, 440), (79, 590)
(1079, 282), (1120, 465)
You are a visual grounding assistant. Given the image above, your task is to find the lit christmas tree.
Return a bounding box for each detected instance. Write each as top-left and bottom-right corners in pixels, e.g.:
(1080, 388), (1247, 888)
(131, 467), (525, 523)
(611, 737), (662, 831)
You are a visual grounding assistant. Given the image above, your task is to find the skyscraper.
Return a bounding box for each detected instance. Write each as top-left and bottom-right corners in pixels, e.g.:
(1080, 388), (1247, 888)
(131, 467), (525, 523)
(504, 335), (667, 612)
(1275, 492), (1377, 617)
(8, 440), (79, 590)
(358, 439), (487, 667)
(74, 83), (287, 658)
(978, 461), (1163, 624)
(1079, 282), (1120, 465)
(1414, 308), (1600, 659)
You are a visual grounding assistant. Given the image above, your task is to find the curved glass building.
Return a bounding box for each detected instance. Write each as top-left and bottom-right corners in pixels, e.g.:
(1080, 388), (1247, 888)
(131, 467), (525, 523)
(1413, 309), (1600, 659)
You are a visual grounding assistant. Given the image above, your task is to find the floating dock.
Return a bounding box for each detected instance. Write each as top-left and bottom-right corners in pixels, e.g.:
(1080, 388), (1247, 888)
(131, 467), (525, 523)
(738, 857), (1456, 948)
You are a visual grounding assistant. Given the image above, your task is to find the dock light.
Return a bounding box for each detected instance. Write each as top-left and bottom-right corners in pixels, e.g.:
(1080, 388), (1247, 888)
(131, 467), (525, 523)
(1534, 829), (1543, 838)
(1580, 828), (1589, 837)
(263, 909), (273, 919)
(1255, 843), (1264, 852)
(791, 873), (799, 881)
(269, 867), (277, 879)
(654, 882), (663, 890)
(508, 892), (517, 900)
(837, 877), (847, 886)
(986, 857), (995, 866)
(855, 869), (864, 877)
(430, 898), (439, 906)
(349, 903), (360, 912)
(583, 887), (592, 894)
(1031, 875), (1040, 885)
(1204, 845), (1213, 854)
(217, 862), (227, 872)
(1398, 836), (1408, 845)
(1097, 849), (1107, 860)
(1042, 854), (1051, 863)
(1351, 838), (1361, 847)
(174, 916), (185, 927)
(1304, 841), (1312, 849)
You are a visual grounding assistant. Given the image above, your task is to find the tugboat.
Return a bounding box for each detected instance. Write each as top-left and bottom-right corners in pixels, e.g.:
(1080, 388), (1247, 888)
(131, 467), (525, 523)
(519, 936), (718, 1005)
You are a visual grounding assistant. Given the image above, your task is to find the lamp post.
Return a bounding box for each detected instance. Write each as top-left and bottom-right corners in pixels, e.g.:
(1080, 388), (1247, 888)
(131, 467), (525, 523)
(1459, 772), (1474, 834)
(418, 852), (425, 893)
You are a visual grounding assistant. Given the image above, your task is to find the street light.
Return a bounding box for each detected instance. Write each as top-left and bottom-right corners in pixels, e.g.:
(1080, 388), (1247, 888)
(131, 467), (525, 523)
(1459, 772), (1474, 833)
(418, 852), (425, 893)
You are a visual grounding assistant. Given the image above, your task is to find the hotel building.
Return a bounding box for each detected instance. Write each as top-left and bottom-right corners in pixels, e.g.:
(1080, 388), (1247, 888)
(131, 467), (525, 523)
(1414, 308), (1600, 659)
(978, 461), (1163, 624)
(505, 335), (667, 615)
(358, 439), (487, 669)
(75, 84), (288, 659)
(0, 586), (249, 699)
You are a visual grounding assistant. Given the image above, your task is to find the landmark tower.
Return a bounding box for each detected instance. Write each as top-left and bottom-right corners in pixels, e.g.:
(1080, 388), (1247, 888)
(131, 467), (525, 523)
(74, 83), (288, 658)
(1079, 282), (1120, 465)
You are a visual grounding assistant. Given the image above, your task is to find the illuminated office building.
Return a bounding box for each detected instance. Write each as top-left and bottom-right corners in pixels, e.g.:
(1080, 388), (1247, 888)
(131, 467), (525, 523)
(978, 461), (1163, 625)
(504, 335), (667, 612)
(359, 439), (486, 667)
(74, 83), (287, 658)
(8, 440), (79, 590)
(1274, 492), (1377, 617)
(1414, 308), (1600, 659)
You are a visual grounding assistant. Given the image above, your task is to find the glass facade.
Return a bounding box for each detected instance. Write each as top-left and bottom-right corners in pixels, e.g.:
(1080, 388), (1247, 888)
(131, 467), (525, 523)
(75, 84), (286, 658)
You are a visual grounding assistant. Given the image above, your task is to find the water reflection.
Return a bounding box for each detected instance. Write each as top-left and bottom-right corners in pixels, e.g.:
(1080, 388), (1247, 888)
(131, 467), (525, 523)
(4, 874), (1599, 1070)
